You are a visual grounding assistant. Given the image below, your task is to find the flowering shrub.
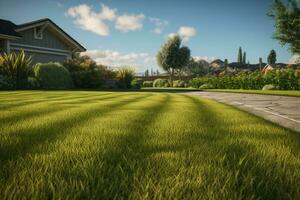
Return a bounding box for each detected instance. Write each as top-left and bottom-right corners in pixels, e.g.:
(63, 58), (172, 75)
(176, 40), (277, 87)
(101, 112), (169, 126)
(189, 68), (300, 90)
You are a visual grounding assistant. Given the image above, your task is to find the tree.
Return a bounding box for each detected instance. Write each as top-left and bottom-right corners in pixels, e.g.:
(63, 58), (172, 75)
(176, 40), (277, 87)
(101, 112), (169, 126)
(224, 59), (228, 73)
(184, 58), (209, 76)
(157, 35), (190, 86)
(151, 68), (154, 76)
(243, 52), (246, 64)
(156, 69), (160, 76)
(268, 49), (277, 64)
(269, 0), (300, 54)
(259, 57), (263, 70)
(144, 69), (149, 77)
(237, 47), (243, 63)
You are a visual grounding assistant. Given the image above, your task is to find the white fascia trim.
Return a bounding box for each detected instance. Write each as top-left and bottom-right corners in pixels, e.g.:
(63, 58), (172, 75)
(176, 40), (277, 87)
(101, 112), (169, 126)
(14, 22), (46, 32)
(10, 43), (70, 53)
(0, 34), (21, 40)
(11, 47), (69, 57)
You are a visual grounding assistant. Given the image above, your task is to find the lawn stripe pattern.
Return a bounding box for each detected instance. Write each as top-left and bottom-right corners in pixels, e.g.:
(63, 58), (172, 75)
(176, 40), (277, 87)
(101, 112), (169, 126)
(0, 91), (299, 199)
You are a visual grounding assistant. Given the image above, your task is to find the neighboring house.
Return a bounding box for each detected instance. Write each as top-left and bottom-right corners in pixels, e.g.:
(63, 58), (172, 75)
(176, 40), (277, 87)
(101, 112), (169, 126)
(0, 18), (85, 64)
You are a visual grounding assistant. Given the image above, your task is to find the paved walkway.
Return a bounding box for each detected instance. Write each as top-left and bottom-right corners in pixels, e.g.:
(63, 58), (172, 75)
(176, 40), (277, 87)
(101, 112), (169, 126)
(188, 92), (300, 133)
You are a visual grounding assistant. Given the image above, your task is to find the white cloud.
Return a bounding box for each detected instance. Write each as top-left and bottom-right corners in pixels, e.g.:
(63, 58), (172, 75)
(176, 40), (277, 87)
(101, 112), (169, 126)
(99, 4), (117, 21)
(289, 54), (300, 64)
(193, 56), (216, 62)
(82, 49), (152, 68)
(149, 17), (168, 34)
(66, 4), (145, 35)
(178, 26), (197, 42)
(66, 4), (116, 36)
(115, 14), (145, 32)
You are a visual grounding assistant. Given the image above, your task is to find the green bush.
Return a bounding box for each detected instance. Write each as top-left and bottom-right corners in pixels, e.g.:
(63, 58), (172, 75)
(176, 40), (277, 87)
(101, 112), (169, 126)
(0, 75), (14, 89)
(0, 51), (32, 88)
(131, 78), (142, 89)
(63, 54), (116, 88)
(173, 80), (185, 88)
(27, 77), (40, 89)
(142, 81), (153, 87)
(262, 84), (276, 90)
(116, 67), (135, 89)
(199, 83), (214, 89)
(33, 62), (73, 89)
(190, 68), (300, 90)
(153, 79), (169, 87)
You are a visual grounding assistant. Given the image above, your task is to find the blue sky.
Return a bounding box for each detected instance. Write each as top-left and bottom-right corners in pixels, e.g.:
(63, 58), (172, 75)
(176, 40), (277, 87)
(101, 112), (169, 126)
(0, 0), (294, 72)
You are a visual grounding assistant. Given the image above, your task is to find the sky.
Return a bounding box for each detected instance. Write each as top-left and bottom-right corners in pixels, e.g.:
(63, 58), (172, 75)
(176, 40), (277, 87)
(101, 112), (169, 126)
(0, 0), (296, 72)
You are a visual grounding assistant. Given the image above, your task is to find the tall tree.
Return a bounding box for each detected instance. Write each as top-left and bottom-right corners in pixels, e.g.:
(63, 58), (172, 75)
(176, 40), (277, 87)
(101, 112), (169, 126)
(242, 52), (246, 64)
(157, 35), (190, 86)
(268, 0), (300, 54)
(259, 57), (263, 70)
(268, 49), (277, 64)
(144, 69), (149, 77)
(156, 69), (160, 76)
(237, 47), (243, 63)
(224, 59), (228, 73)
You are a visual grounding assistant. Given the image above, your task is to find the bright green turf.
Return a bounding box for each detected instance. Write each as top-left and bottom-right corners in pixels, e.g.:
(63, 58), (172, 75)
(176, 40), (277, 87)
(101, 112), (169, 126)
(205, 89), (300, 97)
(0, 91), (299, 199)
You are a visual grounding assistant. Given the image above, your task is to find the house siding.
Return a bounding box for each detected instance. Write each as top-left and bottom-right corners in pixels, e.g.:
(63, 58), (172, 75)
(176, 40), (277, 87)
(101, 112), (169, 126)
(11, 49), (68, 65)
(8, 27), (72, 64)
(14, 28), (69, 50)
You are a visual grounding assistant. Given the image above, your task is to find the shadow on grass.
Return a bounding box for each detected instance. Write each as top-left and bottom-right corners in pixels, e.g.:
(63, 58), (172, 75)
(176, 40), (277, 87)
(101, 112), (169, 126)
(88, 94), (300, 199)
(0, 93), (152, 170)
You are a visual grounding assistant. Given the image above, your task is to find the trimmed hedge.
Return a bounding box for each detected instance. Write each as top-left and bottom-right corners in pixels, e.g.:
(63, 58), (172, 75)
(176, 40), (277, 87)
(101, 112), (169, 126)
(142, 81), (153, 87)
(190, 68), (300, 90)
(153, 79), (169, 87)
(33, 62), (73, 89)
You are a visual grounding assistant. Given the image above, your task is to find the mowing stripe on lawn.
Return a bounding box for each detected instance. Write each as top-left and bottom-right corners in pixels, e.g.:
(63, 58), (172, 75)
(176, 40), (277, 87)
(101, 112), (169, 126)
(0, 93), (151, 165)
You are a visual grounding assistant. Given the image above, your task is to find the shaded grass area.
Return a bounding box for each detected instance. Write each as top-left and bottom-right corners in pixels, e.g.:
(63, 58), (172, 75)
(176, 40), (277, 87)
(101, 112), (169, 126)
(205, 89), (300, 97)
(0, 91), (299, 199)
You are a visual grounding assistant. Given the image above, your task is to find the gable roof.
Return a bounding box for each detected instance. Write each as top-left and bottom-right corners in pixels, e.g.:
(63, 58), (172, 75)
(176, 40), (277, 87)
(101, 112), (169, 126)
(0, 18), (86, 51)
(0, 19), (21, 38)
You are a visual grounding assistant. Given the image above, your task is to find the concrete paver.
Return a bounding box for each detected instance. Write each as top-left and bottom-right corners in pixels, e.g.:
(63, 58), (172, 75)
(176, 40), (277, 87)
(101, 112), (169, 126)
(188, 92), (300, 132)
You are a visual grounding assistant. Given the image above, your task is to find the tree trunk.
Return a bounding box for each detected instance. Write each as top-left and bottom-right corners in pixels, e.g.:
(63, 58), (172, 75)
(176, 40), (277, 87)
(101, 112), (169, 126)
(170, 68), (174, 87)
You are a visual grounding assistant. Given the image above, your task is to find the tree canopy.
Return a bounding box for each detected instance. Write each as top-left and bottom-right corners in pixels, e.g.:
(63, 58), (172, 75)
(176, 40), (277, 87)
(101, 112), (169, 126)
(269, 0), (300, 54)
(156, 35), (190, 85)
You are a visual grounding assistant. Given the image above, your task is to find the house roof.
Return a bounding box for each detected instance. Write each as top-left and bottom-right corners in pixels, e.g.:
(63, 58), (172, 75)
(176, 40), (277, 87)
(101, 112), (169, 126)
(0, 18), (86, 51)
(0, 19), (21, 38)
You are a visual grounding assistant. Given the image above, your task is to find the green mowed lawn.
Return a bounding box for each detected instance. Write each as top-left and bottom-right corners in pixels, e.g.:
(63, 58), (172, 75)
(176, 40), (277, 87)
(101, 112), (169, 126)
(0, 91), (299, 199)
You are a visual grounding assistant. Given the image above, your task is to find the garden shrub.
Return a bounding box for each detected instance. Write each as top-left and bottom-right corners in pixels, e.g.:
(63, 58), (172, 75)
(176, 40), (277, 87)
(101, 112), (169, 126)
(199, 83), (214, 89)
(27, 77), (40, 89)
(116, 67), (135, 89)
(153, 79), (169, 87)
(142, 81), (153, 87)
(173, 80), (185, 88)
(131, 78), (142, 89)
(33, 62), (73, 89)
(0, 75), (14, 89)
(189, 68), (300, 90)
(0, 50), (32, 88)
(63, 54), (116, 88)
(262, 84), (276, 90)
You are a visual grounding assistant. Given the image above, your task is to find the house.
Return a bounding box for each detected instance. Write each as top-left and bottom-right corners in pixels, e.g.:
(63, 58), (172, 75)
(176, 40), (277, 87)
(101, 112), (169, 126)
(262, 64), (274, 74)
(0, 18), (86, 64)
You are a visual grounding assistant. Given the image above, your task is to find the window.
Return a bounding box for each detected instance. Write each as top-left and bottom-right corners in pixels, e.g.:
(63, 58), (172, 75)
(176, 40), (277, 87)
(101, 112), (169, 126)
(34, 27), (43, 40)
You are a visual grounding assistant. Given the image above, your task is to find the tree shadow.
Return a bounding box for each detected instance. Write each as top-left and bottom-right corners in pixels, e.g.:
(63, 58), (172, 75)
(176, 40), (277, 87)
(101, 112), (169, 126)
(0, 93), (151, 170)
